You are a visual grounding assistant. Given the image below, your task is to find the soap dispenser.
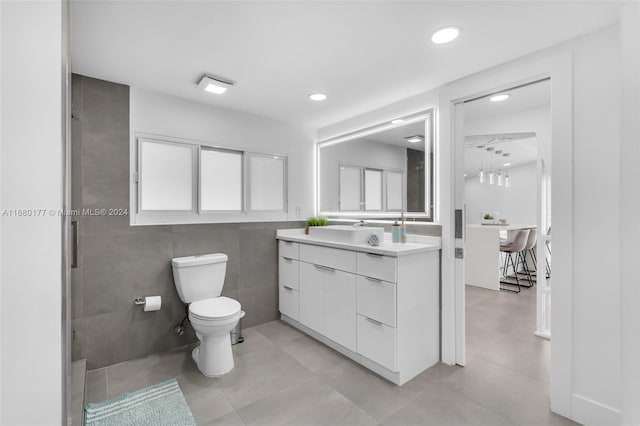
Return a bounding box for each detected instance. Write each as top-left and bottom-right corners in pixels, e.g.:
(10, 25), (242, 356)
(392, 220), (401, 243)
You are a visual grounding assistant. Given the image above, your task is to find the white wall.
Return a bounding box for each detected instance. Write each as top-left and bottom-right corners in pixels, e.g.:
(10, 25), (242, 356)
(130, 88), (316, 222)
(1, 1), (64, 424)
(464, 161), (537, 225)
(569, 26), (621, 424)
(619, 3), (640, 425)
(319, 138), (405, 211)
(318, 24), (627, 425)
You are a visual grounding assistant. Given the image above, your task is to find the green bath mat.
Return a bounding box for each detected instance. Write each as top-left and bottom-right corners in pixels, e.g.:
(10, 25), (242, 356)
(84, 378), (196, 426)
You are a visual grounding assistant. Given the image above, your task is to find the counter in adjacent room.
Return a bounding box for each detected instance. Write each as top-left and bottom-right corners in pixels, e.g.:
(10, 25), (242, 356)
(465, 224), (536, 291)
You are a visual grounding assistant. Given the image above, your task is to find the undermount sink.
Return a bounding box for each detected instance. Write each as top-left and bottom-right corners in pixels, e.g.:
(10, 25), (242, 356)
(308, 225), (385, 244)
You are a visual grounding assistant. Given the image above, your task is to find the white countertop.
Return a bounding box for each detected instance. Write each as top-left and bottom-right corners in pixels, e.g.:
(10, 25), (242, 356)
(276, 228), (440, 257)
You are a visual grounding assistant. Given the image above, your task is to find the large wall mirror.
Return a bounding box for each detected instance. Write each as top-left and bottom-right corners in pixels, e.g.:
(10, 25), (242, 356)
(317, 110), (434, 221)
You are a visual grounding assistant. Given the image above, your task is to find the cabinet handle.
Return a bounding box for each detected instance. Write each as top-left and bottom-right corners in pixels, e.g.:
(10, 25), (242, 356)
(283, 241), (293, 245)
(71, 220), (78, 269)
(314, 264), (335, 272)
(282, 256), (294, 261)
(366, 276), (383, 283)
(283, 285), (294, 291)
(365, 317), (383, 326)
(366, 252), (384, 258)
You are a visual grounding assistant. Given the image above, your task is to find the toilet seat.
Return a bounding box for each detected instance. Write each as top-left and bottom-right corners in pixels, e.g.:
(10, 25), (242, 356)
(190, 296), (241, 321)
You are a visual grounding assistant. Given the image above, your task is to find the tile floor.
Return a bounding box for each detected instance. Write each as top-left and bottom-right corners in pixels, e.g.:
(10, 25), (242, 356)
(86, 286), (577, 425)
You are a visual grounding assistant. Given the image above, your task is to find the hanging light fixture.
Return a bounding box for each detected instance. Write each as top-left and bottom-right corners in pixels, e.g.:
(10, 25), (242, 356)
(495, 150), (503, 186)
(503, 153), (511, 187)
(487, 147), (495, 184)
(478, 145), (486, 183)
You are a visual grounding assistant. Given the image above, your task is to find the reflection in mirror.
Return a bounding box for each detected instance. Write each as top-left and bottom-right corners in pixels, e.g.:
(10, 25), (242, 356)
(318, 111), (433, 220)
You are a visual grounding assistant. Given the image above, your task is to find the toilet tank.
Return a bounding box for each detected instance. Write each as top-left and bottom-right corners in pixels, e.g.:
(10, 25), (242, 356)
(171, 253), (228, 303)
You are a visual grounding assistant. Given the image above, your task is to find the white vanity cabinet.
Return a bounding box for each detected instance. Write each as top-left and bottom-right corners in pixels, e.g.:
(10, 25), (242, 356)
(298, 245), (357, 351)
(277, 230), (440, 386)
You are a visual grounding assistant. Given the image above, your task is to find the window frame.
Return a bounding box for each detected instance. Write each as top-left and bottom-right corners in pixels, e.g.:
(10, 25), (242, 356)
(137, 137), (198, 214)
(131, 134), (288, 225)
(246, 152), (288, 213)
(198, 146), (245, 213)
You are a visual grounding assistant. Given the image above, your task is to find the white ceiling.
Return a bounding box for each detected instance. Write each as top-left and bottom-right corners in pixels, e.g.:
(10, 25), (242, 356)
(362, 121), (426, 151)
(70, 1), (619, 129)
(463, 79), (550, 176)
(464, 79), (551, 121)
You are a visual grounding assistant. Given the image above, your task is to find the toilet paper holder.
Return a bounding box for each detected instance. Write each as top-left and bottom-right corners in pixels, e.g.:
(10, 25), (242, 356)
(133, 298), (145, 306)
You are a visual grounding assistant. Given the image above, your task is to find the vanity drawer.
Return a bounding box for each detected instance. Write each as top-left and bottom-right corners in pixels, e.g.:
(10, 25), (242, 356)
(357, 314), (397, 372)
(356, 252), (397, 282)
(279, 240), (299, 260)
(356, 275), (396, 327)
(279, 257), (299, 289)
(299, 244), (356, 273)
(279, 285), (299, 321)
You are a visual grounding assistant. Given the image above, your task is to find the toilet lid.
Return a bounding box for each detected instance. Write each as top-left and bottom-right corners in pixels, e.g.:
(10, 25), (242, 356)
(190, 297), (241, 320)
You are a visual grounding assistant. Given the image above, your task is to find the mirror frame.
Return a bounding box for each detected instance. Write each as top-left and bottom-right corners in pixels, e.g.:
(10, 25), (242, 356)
(316, 109), (435, 222)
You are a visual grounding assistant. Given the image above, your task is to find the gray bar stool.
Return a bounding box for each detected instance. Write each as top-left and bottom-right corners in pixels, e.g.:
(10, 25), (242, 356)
(519, 228), (537, 287)
(500, 229), (530, 293)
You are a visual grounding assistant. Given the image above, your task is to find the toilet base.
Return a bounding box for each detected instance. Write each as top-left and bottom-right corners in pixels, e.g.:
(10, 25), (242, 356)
(191, 335), (235, 377)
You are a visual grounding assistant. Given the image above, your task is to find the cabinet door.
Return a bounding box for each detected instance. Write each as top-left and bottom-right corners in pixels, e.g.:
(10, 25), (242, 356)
(279, 257), (299, 289)
(357, 314), (397, 371)
(324, 269), (356, 351)
(279, 285), (299, 321)
(299, 262), (324, 333)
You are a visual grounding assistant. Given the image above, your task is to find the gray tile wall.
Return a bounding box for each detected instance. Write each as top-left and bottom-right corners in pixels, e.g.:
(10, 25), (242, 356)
(71, 74), (304, 369)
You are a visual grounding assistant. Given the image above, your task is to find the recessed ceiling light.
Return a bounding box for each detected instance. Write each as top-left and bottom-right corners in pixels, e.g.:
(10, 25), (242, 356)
(405, 135), (424, 143)
(431, 26), (461, 44)
(309, 93), (327, 101)
(489, 93), (510, 102)
(391, 119), (405, 125)
(197, 74), (234, 95)
(503, 162), (511, 167)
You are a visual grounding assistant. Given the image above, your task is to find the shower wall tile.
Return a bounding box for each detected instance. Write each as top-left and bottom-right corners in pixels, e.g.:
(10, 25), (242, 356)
(71, 74), (304, 368)
(238, 227), (279, 290)
(171, 224), (241, 293)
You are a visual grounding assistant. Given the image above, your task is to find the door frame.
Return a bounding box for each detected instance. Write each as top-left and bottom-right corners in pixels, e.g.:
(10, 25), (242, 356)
(437, 52), (573, 418)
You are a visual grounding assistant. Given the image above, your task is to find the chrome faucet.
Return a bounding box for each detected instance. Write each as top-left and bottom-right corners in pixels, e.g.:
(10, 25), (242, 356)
(353, 220), (365, 227)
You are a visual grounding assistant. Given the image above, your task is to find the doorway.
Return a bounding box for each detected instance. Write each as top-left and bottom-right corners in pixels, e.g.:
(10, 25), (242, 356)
(457, 78), (552, 366)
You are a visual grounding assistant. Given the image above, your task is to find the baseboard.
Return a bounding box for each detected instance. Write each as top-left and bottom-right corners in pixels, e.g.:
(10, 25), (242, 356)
(572, 393), (621, 425)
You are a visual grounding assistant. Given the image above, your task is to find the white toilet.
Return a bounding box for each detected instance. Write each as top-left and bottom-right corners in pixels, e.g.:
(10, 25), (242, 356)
(171, 253), (242, 377)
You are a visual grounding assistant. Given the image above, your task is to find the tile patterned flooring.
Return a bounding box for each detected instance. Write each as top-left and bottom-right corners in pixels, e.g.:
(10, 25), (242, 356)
(86, 286), (577, 425)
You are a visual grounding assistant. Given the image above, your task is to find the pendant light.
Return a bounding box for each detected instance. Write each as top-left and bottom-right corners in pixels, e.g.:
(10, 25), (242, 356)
(495, 150), (503, 186)
(487, 147), (495, 185)
(503, 153), (511, 188)
(478, 145), (486, 183)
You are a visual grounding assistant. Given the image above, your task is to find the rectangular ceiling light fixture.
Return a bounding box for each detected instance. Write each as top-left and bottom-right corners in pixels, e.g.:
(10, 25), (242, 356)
(198, 74), (234, 95)
(404, 135), (425, 143)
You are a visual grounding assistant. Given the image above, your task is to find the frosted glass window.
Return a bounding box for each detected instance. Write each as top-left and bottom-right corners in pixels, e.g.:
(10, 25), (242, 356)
(386, 172), (403, 211)
(365, 169), (382, 211)
(340, 166), (362, 211)
(200, 149), (242, 211)
(140, 140), (193, 211)
(250, 155), (285, 211)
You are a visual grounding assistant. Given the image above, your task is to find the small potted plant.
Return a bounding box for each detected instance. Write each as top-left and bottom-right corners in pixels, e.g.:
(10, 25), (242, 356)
(305, 217), (328, 234)
(482, 214), (494, 225)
